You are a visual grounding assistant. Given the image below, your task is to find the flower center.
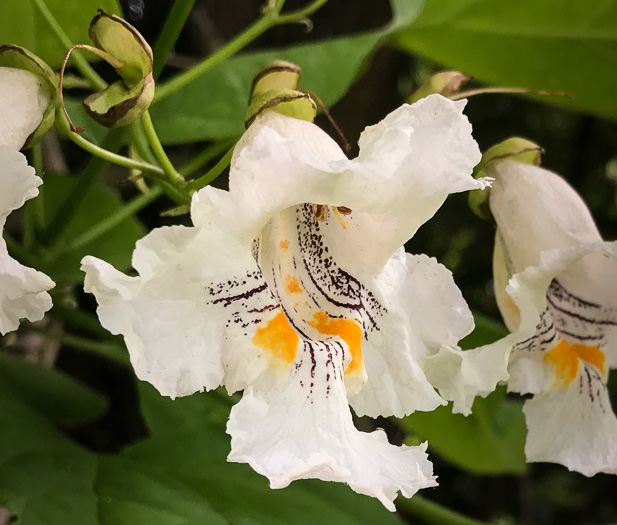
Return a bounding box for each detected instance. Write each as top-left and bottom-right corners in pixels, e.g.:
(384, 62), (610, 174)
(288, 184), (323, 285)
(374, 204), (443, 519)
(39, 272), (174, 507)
(543, 339), (606, 387)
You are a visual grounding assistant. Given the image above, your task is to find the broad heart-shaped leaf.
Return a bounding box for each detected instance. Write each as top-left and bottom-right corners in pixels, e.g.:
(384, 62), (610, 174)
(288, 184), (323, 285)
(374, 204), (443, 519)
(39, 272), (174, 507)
(38, 174), (146, 283)
(149, 0), (423, 145)
(403, 314), (527, 475)
(391, 0), (617, 120)
(0, 380), (403, 523)
(0, 352), (107, 426)
(0, 0), (121, 68)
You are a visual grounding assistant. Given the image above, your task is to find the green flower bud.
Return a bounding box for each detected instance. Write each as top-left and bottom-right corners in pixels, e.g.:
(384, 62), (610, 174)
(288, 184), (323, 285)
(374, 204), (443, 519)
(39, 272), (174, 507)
(81, 10), (154, 127)
(408, 71), (470, 104)
(0, 45), (58, 149)
(245, 61), (316, 127)
(469, 137), (544, 220)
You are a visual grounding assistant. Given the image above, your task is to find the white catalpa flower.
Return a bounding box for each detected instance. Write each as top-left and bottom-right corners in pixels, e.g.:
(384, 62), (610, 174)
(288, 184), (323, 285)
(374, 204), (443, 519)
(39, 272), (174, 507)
(488, 159), (617, 476)
(82, 94), (489, 509)
(0, 68), (54, 335)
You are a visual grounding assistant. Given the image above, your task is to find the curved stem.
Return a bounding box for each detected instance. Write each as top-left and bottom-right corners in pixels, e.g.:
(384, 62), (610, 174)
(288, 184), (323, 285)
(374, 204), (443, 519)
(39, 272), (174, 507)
(276, 0), (328, 24)
(152, 0), (196, 79)
(64, 186), (163, 253)
(179, 139), (236, 177)
(152, 0), (328, 103)
(55, 108), (165, 178)
(187, 145), (234, 191)
(30, 0), (106, 91)
(140, 111), (186, 186)
(397, 495), (487, 525)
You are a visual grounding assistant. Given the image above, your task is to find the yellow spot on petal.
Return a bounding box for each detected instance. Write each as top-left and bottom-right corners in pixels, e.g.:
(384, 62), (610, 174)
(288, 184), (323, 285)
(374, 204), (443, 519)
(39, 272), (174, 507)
(279, 240), (289, 250)
(253, 310), (299, 365)
(308, 311), (364, 375)
(284, 274), (303, 294)
(543, 340), (606, 387)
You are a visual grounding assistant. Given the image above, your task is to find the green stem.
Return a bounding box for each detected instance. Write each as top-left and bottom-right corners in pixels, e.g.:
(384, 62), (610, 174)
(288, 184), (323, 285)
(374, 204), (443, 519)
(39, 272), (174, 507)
(187, 145), (234, 191)
(55, 108), (165, 178)
(25, 324), (129, 365)
(30, 0), (106, 91)
(64, 186), (163, 253)
(140, 110), (186, 186)
(275, 0), (328, 24)
(152, 0), (196, 80)
(152, 0), (287, 104)
(45, 129), (123, 248)
(23, 144), (44, 249)
(398, 495), (487, 525)
(179, 139), (236, 177)
(130, 121), (158, 165)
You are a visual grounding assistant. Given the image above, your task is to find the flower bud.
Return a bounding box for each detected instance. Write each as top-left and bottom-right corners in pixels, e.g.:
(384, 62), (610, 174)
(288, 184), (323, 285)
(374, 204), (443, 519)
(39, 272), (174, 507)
(245, 61), (316, 127)
(0, 45), (57, 149)
(408, 71), (470, 104)
(469, 137), (544, 220)
(81, 10), (154, 127)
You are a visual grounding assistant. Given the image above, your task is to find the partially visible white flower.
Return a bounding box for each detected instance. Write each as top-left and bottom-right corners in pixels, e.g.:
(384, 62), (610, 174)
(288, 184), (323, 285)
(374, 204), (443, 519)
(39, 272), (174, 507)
(487, 159), (617, 476)
(0, 67), (49, 151)
(82, 94), (489, 509)
(0, 147), (54, 334)
(0, 67), (54, 335)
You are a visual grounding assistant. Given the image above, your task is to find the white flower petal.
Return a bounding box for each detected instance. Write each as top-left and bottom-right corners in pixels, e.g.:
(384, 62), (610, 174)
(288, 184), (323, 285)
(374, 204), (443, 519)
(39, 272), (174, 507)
(0, 147), (53, 334)
(350, 251), (472, 418)
(489, 160), (602, 274)
(0, 67), (48, 150)
(217, 95), (485, 275)
(227, 339), (436, 511)
(82, 224), (284, 398)
(524, 363), (617, 476)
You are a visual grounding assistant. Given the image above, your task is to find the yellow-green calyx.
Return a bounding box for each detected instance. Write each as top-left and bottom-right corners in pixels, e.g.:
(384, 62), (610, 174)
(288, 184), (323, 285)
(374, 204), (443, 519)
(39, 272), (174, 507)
(0, 45), (58, 148)
(469, 137), (544, 220)
(82, 10), (154, 127)
(408, 71), (470, 104)
(245, 60), (316, 127)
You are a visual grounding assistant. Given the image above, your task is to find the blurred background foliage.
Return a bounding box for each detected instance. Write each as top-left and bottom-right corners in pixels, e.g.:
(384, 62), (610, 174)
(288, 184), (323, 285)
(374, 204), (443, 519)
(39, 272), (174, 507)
(1, 0), (617, 523)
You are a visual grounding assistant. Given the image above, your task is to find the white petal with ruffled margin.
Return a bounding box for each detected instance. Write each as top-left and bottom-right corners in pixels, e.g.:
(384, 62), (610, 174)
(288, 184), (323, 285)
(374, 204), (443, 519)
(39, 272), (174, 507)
(524, 366), (617, 476)
(349, 251), (473, 418)
(0, 147), (53, 334)
(0, 68), (48, 150)
(82, 223), (282, 398)
(221, 95), (486, 276)
(227, 339), (436, 511)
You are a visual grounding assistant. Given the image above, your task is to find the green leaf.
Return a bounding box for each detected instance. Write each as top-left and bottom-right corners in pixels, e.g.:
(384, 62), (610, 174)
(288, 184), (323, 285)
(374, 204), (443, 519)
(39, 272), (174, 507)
(150, 33), (381, 144)
(128, 383), (404, 525)
(0, 0), (121, 68)
(0, 352), (107, 426)
(148, 0), (425, 145)
(391, 0), (617, 120)
(38, 174), (146, 283)
(403, 386), (527, 475)
(0, 379), (403, 523)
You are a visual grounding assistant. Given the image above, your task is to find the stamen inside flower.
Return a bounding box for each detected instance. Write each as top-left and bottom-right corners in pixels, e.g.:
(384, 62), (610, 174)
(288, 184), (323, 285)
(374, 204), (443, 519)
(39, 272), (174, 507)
(332, 207), (349, 230)
(311, 204), (352, 229)
(543, 340), (606, 387)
